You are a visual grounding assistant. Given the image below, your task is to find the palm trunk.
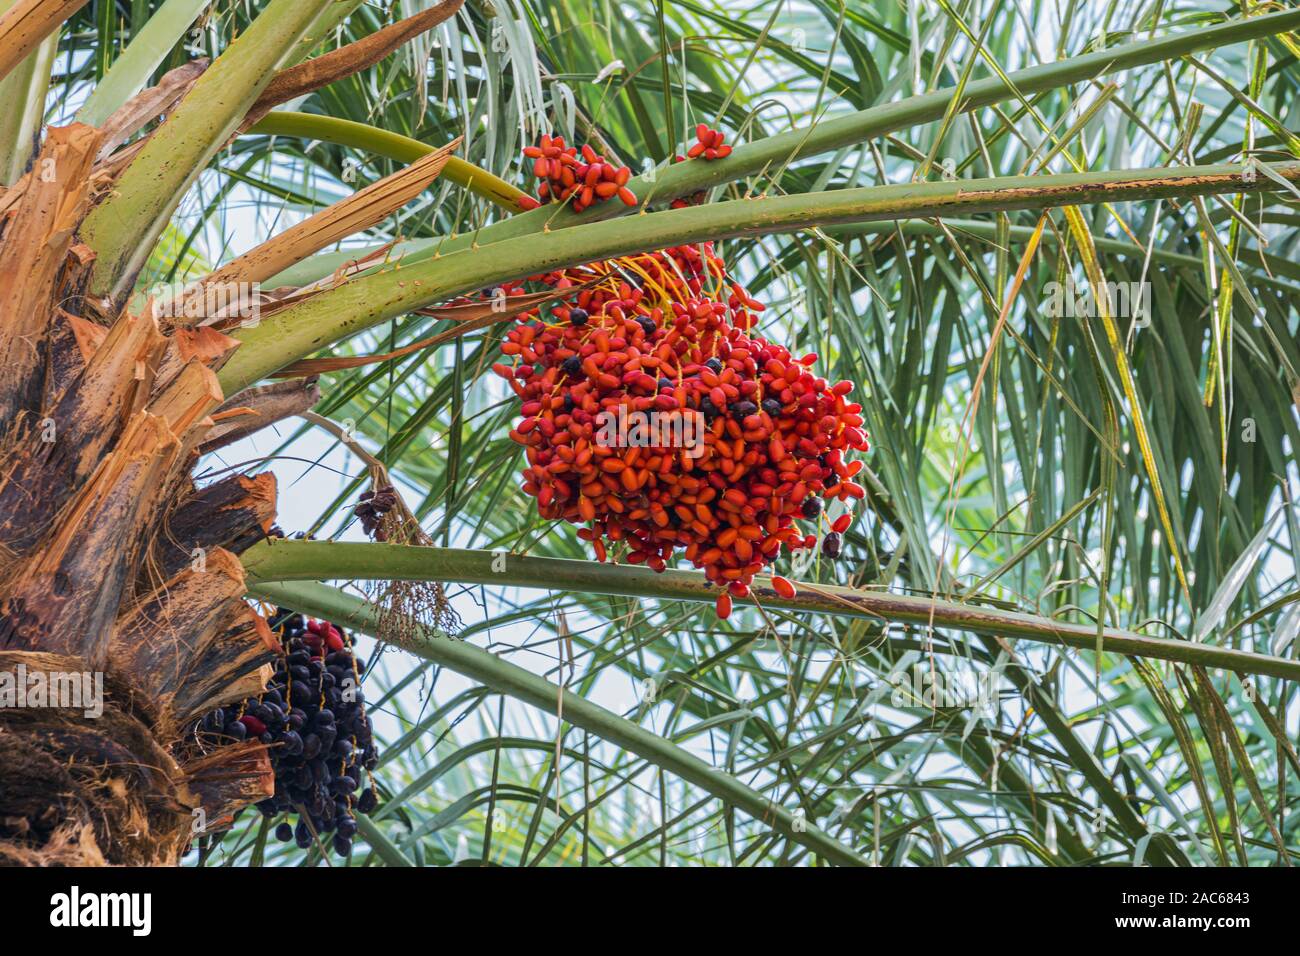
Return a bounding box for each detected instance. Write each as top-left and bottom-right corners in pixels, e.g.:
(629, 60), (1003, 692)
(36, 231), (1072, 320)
(0, 124), (279, 865)
(0, 0), (478, 866)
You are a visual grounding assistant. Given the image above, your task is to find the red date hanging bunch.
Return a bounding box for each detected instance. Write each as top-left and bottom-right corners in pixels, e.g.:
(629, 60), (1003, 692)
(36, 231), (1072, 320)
(494, 130), (869, 617)
(492, 283), (866, 619)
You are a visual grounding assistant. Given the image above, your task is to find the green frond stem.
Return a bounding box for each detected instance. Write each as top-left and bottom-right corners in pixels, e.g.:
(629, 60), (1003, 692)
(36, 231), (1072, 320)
(248, 578), (872, 867)
(287, 0), (369, 68)
(220, 161), (1300, 393)
(826, 220), (1300, 290)
(266, 213), (1300, 292)
(0, 8), (55, 185)
(75, 0), (210, 127)
(245, 111), (529, 211)
(80, 0), (339, 303)
(240, 541), (1300, 681)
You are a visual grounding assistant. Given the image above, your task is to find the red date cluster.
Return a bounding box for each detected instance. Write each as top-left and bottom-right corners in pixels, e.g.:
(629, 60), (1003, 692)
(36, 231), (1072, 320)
(686, 123), (732, 160)
(491, 245), (869, 618)
(668, 124), (729, 208)
(521, 135), (637, 212)
(519, 125), (729, 215)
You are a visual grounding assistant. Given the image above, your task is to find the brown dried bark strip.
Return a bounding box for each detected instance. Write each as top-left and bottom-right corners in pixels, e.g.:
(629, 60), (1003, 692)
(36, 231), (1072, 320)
(0, 123), (102, 423)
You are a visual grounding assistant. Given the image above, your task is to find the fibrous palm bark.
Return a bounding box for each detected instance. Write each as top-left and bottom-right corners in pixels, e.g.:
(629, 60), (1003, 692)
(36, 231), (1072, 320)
(0, 120), (282, 864)
(0, 0), (466, 867)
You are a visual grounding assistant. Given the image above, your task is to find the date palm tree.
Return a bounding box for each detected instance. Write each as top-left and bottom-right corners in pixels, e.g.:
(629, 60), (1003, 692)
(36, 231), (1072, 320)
(1, 0), (1299, 866)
